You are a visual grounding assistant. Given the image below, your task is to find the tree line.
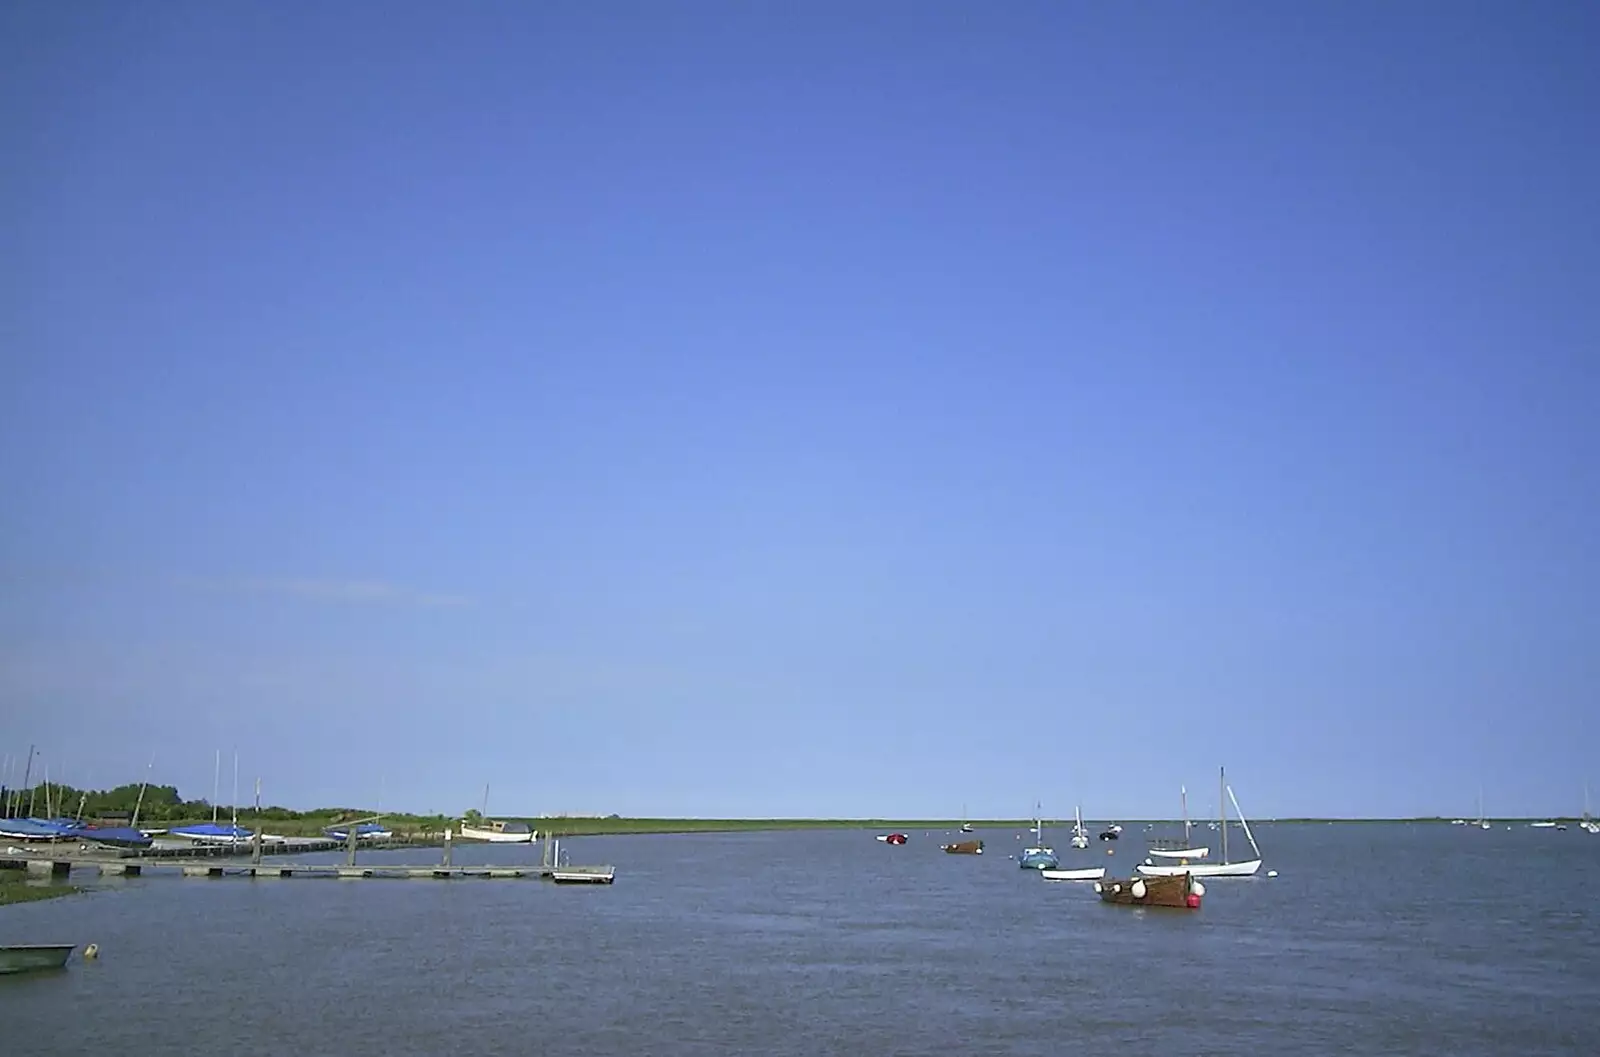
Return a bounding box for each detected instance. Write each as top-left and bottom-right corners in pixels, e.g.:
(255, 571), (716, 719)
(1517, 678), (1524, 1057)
(0, 779), (449, 825)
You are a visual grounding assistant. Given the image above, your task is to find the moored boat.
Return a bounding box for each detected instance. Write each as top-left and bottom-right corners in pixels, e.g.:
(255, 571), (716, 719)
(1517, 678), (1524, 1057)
(1138, 768), (1263, 879)
(1147, 785), (1208, 859)
(1017, 805), (1058, 869)
(1096, 873), (1203, 909)
(458, 819), (535, 843)
(941, 839), (983, 854)
(876, 832), (908, 845)
(0, 944), (77, 975)
(1040, 865), (1105, 882)
(1069, 806), (1090, 849)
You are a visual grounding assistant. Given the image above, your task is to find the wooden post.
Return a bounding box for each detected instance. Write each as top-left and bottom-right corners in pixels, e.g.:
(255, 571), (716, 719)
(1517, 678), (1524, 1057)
(346, 823), (358, 867)
(442, 826), (453, 868)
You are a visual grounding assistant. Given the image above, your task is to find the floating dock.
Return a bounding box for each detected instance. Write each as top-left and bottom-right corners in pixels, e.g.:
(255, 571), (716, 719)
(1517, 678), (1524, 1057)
(0, 831), (615, 884)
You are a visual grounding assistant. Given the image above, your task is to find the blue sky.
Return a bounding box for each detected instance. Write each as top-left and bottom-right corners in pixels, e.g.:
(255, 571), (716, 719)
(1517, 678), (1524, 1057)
(2, 2), (1596, 819)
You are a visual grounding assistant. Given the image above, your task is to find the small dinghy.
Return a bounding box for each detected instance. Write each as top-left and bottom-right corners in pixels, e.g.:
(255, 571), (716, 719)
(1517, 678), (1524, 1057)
(941, 839), (983, 854)
(1040, 865), (1105, 882)
(876, 833), (908, 845)
(0, 944), (77, 975)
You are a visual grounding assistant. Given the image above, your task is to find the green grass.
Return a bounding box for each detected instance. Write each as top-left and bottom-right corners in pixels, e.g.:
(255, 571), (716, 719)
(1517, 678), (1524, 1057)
(0, 873), (80, 907)
(515, 817), (1037, 836)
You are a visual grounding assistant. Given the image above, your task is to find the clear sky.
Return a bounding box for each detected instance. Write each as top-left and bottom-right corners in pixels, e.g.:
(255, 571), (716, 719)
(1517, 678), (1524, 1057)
(3, 2), (1596, 820)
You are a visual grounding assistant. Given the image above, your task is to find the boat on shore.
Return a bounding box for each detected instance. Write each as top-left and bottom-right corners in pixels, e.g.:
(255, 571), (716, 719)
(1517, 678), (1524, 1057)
(1096, 873), (1203, 909)
(0, 818), (73, 841)
(168, 822), (255, 845)
(941, 839), (983, 854)
(323, 822), (393, 842)
(0, 944), (77, 975)
(61, 824), (152, 849)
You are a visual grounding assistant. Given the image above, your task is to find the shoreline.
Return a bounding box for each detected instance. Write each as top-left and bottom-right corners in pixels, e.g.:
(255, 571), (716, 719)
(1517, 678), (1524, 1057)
(507, 816), (1576, 836)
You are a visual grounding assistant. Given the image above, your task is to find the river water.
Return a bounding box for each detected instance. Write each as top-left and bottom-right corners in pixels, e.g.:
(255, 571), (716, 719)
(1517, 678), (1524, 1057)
(2, 823), (1597, 1054)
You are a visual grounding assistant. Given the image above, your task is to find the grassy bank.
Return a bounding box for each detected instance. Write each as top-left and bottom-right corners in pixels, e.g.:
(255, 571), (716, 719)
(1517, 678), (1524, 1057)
(507, 816), (1565, 835)
(0, 873), (80, 907)
(519, 818), (1031, 836)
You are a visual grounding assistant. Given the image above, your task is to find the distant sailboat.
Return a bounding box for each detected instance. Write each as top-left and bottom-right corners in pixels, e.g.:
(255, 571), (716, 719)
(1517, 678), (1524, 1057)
(1017, 803), (1058, 870)
(1147, 785), (1209, 860)
(1070, 806), (1089, 850)
(1583, 783), (1599, 835)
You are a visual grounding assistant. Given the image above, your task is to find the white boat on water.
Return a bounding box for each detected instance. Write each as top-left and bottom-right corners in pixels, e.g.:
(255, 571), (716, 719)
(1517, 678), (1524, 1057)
(1070, 805), (1090, 850)
(458, 819), (535, 843)
(458, 783), (537, 842)
(1147, 784), (1209, 860)
(1138, 768), (1262, 879)
(1040, 865), (1105, 882)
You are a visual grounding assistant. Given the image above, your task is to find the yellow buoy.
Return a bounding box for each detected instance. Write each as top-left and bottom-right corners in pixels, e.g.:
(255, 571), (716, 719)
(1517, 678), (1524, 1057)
(83, 943), (100, 960)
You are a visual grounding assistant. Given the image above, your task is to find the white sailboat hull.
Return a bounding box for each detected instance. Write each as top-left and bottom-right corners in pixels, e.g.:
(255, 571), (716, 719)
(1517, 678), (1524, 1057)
(1138, 858), (1262, 878)
(458, 825), (536, 843)
(1040, 866), (1105, 881)
(1148, 846), (1209, 859)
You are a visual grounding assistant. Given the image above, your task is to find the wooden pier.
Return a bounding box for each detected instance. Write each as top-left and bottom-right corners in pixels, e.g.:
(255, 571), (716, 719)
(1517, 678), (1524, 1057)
(0, 830), (615, 884)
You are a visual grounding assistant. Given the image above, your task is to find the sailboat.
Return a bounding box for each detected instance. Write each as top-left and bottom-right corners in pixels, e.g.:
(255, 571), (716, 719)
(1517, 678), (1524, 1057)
(1039, 805), (1103, 881)
(1475, 788), (1492, 830)
(960, 803), (974, 833)
(1147, 785), (1209, 860)
(1137, 768), (1262, 878)
(1017, 804), (1058, 870)
(1070, 805), (1090, 850)
(457, 783), (535, 843)
(169, 749), (253, 844)
(1582, 783), (1599, 835)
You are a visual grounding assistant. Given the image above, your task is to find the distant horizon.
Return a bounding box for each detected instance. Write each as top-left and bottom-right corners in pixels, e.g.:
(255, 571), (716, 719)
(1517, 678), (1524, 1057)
(0, 768), (1591, 824)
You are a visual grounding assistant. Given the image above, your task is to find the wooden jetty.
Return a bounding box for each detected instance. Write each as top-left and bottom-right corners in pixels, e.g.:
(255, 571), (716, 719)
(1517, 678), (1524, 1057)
(0, 829), (615, 885)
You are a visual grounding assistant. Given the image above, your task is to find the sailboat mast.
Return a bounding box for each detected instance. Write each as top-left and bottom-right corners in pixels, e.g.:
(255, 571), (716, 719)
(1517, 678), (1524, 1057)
(1181, 784), (1191, 844)
(131, 753), (154, 829)
(231, 748), (239, 832)
(1219, 766), (1228, 864)
(212, 749), (221, 825)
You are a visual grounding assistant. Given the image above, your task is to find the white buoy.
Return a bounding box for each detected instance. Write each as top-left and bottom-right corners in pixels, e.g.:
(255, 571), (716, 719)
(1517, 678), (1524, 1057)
(83, 943), (99, 960)
(1191, 880), (1206, 898)
(1267, 870), (1278, 878)
(1131, 880), (1147, 899)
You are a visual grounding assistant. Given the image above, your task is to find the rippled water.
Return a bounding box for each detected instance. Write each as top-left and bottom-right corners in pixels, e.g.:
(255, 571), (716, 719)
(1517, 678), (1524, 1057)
(3, 823), (1598, 1054)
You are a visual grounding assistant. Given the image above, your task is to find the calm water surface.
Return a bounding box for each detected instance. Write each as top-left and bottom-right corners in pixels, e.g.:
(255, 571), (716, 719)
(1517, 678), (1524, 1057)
(3, 823), (1598, 1054)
